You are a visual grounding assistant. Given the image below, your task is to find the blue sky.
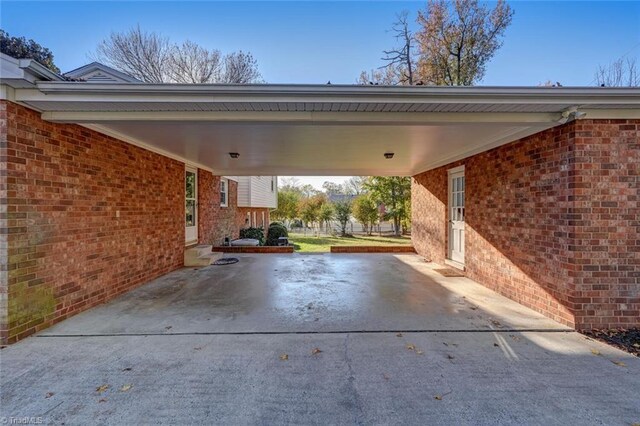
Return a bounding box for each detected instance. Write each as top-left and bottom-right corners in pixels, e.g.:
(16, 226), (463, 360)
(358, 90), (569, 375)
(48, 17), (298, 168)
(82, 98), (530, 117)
(1, 1), (638, 188)
(2, 1), (639, 86)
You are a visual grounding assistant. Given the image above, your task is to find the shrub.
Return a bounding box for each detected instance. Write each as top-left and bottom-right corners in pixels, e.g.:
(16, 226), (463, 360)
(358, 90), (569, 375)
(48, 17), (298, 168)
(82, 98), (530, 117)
(266, 222), (289, 246)
(239, 227), (265, 245)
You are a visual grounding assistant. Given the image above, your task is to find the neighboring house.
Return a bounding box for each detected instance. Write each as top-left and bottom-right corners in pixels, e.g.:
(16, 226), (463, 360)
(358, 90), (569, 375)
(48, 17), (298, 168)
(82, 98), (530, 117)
(1, 51), (639, 345)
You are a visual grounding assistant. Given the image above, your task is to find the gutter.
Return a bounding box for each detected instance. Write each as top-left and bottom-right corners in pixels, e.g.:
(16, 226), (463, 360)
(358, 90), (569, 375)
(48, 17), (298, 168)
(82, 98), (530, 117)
(18, 58), (64, 82)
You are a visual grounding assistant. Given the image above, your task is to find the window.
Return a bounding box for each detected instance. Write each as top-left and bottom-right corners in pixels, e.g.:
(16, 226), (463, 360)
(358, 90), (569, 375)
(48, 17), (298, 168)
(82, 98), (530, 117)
(220, 178), (228, 207)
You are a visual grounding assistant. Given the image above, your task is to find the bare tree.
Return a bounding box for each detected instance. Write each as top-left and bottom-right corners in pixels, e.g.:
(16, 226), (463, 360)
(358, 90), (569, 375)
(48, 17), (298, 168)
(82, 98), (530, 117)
(381, 11), (416, 85)
(222, 51), (262, 84)
(96, 25), (169, 83)
(167, 40), (222, 83)
(595, 57), (640, 87)
(415, 0), (514, 86)
(95, 26), (262, 84)
(357, 67), (399, 85)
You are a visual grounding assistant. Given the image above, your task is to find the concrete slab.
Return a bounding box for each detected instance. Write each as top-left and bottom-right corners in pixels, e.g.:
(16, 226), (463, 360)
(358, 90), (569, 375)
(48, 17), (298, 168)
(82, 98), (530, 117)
(1, 332), (638, 424)
(39, 254), (567, 336)
(4, 254), (636, 424)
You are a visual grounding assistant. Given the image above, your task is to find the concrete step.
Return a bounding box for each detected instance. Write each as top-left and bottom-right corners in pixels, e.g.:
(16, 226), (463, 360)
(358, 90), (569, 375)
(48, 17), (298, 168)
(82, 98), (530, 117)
(186, 244), (213, 258)
(184, 246), (222, 267)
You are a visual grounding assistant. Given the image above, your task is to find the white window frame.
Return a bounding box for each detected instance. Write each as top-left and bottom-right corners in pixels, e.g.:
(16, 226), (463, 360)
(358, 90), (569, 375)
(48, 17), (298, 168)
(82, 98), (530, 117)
(220, 178), (228, 207)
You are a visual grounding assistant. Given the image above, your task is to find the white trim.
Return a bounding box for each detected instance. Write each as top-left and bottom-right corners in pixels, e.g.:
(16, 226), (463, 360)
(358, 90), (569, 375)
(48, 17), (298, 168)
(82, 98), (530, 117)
(444, 258), (465, 271)
(447, 165), (465, 174)
(0, 85), (15, 101)
(81, 123), (215, 173)
(40, 110), (562, 124)
(32, 81), (640, 99)
(185, 165), (198, 245)
(220, 178), (229, 208)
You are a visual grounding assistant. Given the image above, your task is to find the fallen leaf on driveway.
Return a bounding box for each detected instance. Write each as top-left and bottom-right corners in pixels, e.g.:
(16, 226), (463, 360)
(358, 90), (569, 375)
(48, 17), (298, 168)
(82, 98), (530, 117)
(311, 348), (322, 355)
(416, 350), (424, 355)
(434, 395), (442, 400)
(447, 354), (455, 360)
(279, 354), (289, 361)
(122, 367), (132, 372)
(382, 373), (390, 380)
(45, 392), (54, 399)
(396, 333), (403, 337)
(406, 344), (416, 351)
(611, 361), (626, 367)
(194, 347), (202, 351)
(96, 385), (109, 394)
(165, 326), (172, 330)
(120, 384), (132, 392)
(98, 398), (107, 403)
(493, 343), (499, 347)
(590, 349), (601, 356)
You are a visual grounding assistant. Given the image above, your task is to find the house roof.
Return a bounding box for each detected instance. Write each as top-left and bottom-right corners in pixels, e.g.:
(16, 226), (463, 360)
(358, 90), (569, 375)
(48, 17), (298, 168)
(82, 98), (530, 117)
(64, 62), (142, 83)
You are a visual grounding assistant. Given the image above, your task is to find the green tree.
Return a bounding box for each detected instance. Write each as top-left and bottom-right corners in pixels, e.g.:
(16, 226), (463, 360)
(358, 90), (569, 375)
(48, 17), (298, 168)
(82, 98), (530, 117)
(333, 201), (353, 237)
(272, 190), (300, 227)
(364, 177), (411, 237)
(318, 202), (335, 233)
(298, 194), (326, 235)
(0, 30), (60, 73)
(352, 195), (379, 235)
(415, 0), (514, 86)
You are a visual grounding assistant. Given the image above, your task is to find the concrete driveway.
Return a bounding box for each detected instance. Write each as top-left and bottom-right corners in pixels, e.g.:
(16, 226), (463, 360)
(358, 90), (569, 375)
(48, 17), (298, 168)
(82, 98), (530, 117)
(1, 254), (639, 424)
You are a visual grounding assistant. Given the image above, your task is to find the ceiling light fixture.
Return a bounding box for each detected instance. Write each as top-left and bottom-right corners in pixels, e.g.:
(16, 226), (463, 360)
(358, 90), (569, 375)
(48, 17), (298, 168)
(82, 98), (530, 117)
(384, 152), (395, 159)
(229, 152), (240, 159)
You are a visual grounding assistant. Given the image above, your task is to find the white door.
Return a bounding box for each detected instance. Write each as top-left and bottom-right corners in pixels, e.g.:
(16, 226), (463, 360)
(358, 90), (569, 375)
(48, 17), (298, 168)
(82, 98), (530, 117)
(448, 167), (465, 265)
(185, 167), (198, 244)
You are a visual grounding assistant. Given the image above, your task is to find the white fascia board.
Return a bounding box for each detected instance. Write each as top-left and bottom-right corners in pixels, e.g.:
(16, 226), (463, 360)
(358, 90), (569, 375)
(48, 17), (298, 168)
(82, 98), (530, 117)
(33, 81), (640, 98)
(39, 110), (562, 125)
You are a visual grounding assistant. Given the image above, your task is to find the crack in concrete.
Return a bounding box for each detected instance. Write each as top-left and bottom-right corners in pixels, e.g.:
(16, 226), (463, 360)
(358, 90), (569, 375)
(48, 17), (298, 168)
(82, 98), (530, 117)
(343, 333), (365, 425)
(36, 329), (574, 338)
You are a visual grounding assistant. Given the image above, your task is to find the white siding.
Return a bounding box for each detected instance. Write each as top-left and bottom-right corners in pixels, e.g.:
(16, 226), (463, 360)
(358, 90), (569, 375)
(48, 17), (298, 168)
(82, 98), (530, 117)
(237, 176), (251, 206)
(237, 176), (277, 208)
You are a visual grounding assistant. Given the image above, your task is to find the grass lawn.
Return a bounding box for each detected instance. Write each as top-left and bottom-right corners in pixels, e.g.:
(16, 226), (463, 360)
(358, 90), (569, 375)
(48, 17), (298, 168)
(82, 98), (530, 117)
(289, 232), (412, 253)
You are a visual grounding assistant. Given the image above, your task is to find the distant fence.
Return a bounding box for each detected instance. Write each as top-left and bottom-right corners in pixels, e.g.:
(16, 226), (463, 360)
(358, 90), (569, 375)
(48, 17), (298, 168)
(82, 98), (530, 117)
(289, 220), (404, 236)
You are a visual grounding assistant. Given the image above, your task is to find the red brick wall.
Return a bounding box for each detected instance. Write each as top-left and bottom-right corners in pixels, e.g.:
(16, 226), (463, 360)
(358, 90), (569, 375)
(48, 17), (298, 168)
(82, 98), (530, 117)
(412, 120), (640, 330)
(236, 207), (270, 230)
(198, 171), (240, 246)
(0, 101), (184, 344)
(571, 120), (640, 329)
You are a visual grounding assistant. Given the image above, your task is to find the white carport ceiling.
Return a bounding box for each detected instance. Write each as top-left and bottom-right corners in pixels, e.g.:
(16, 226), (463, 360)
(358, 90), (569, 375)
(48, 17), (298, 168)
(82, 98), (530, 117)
(12, 84), (640, 175)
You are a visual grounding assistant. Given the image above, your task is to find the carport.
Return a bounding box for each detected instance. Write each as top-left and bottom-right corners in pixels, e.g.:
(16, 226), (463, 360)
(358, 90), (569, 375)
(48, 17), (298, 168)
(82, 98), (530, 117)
(7, 79), (640, 332)
(2, 72), (640, 423)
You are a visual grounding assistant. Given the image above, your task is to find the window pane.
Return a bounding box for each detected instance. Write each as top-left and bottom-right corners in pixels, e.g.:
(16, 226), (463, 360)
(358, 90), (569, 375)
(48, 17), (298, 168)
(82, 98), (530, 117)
(186, 200), (195, 226)
(186, 172), (195, 199)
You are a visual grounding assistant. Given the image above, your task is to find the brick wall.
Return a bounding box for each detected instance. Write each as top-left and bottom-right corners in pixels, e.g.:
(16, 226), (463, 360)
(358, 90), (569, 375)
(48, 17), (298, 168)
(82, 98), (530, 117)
(198, 171), (240, 246)
(0, 101), (184, 344)
(412, 120), (640, 330)
(236, 207), (271, 230)
(571, 120), (640, 328)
